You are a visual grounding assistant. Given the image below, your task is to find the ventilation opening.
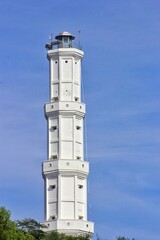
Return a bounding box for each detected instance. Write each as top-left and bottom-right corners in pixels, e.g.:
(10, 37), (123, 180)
(53, 97), (58, 101)
(51, 216), (56, 220)
(65, 60), (68, 63)
(51, 155), (58, 160)
(76, 156), (81, 160)
(75, 97), (79, 101)
(78, 215), (83, 220)
(50, 185), (56, 189)
(76, 126), (81, 130)
(78, 184), (83, 189)
(51, 126), (57, 131)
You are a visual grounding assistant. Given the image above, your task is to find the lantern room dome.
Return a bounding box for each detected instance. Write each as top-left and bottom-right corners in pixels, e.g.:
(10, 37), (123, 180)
(55, 31), (75, 40)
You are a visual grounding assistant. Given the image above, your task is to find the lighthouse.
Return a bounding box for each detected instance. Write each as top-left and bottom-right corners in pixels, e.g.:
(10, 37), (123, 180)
(42, 32), (94, 236)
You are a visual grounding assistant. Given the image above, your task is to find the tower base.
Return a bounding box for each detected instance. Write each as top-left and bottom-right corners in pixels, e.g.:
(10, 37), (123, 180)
(42, 219), (94, 236)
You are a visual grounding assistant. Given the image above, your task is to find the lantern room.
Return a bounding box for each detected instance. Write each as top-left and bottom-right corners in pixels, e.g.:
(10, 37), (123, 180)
(55, 31), (75, 48)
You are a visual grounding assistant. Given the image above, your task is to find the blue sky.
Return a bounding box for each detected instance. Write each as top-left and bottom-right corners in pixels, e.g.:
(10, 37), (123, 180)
(0, 0), (160, 239)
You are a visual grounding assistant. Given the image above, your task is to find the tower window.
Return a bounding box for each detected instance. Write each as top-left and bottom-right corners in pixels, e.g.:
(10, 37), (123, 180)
(50, 185), (56, 189)
(55, 61), (58, 64)
(78, 184), (83, 189)
(76, 126), (81, 130)
(51, 216), (56, 220)
(51, 155), (57, 159)
(76, 156), (81, 160)
(75, 97), (79, 101)
(78, 215), (83, 220)
(75, 62), (77, 64)
(51, 126), (57, 131)
(65, 60), (68, 63)
(53, 97), (58, 101)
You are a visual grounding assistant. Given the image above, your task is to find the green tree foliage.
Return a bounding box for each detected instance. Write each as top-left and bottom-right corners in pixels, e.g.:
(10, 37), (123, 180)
(0, 207), (35, 240)
(16, 218), (46, 240)
(45, 231), (90, 240)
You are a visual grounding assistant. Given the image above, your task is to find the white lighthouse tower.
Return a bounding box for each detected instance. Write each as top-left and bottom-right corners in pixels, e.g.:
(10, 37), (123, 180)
(42, 32), (94, 236)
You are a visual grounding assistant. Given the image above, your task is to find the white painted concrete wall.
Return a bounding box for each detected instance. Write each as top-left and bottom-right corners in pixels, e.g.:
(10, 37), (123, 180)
(42, 33), (94, 236)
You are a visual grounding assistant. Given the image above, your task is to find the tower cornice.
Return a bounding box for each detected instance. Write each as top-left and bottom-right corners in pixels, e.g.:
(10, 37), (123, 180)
(47, 48), (84, 60)
(42, 159), (89, 178)
(44, 102), (85, 119)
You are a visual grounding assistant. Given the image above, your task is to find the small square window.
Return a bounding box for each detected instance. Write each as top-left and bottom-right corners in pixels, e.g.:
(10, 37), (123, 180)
(53, 97), (58, 101)
(51, 126), (57, 131)
(75, 97), (79, 101)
